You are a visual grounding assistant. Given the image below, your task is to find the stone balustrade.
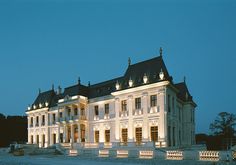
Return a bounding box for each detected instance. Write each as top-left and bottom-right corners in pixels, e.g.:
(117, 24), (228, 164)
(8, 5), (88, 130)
(99, 149), (109, 157)
(199, 151), (219, 161)
(139, 150), (153, 159)
(166, 151), (183, 160)
(117, 150), (128, 158)
(68, 149), (78, 156)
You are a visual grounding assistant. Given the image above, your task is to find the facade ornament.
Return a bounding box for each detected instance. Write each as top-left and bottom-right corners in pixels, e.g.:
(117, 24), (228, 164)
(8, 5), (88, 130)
(45, 102), (49, 107)
(143, 73), (148, 84)
(128, 57), (131, 66)
(52, 84), (54, 90)
(27, 105), (31, 111)
(78, 77), (81, 85)
(115, 81), (120, 90)
(39, 103), (42, 108)
(128, 77), (133, 87)
(38, 88), (41, 94)
(33, 105), (36, 109)
(88, 81), (90, 87)
(160, 47), (163, 57)
(159, 68), (164, 80)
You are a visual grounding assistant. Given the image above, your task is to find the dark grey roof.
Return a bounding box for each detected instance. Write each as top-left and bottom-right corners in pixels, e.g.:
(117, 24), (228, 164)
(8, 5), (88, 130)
(29, 55), (195, 110)
(174, 82), (197, 106)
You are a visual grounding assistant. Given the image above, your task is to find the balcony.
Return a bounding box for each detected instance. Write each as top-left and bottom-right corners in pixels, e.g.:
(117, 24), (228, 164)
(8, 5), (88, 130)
(120, 111), (128, 117)
(94, 115), (99, 121)
(149, 106), (159, 114)
(104, 114), (110, 120)
(133, 109), (143, 116)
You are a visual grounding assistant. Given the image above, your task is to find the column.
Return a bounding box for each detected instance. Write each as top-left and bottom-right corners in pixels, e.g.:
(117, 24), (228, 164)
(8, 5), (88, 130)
(142, 92), (149, 142)
(71, 124), (74, 143)
(77, 123), (81, 143)
(158, 87), (167, 147)
(128, 95), (133, 142)
(63, 125), (66, 143)
(114, 98), (120, 141)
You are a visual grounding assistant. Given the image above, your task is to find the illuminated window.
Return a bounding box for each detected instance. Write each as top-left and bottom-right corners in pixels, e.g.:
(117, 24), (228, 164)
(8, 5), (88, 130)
(95, 130), (99, 143)
(150, 126), (158, 142)
(105, 130), (110, 143)
(121, 128), (128, 145)
(150, 95), (157, 107)
(135, 97), (141, 109)
(135, 127), (142, 145)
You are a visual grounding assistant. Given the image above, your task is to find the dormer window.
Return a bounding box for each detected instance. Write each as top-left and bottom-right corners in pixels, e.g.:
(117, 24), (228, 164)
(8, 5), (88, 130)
(115, 81), (120, 90)
(143, 74), (148, 84)
(128, 78), (133, 87)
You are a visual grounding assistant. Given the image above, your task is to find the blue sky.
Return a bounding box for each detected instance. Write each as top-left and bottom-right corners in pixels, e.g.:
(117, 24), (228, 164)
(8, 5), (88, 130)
(0, 0), (235, 133)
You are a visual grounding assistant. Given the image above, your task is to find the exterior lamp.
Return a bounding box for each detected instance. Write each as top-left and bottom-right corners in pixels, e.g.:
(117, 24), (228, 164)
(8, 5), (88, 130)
(159, 69), (164, 80)
(128, 78), (133, 87)
(115, 81), (120, 90)
(143, 74), (148, 84)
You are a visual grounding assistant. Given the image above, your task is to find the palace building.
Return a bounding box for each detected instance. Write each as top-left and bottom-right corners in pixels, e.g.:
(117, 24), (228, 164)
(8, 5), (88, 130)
(26, 51), (197, 149)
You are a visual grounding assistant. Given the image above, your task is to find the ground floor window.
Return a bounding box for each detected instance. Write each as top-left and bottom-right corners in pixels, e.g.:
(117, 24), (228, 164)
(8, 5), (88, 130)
(81, 124), (85, 142)
(36, 135), (39, 144)
(42, 134), (45, 147)
(60, 133), (63, 143)
(150, 126), (158, 142)
(94, 130), (99, 143)
(135, 127), (142, 145)
(31, 135), (33, 144)
(105, 130), (110, 143)
(53, 134), (56, 144)
(121, 128), (128, 144)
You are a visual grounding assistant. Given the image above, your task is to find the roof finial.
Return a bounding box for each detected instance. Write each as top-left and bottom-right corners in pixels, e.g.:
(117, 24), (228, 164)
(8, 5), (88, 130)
(160, 47), (163, 57)
(128, 57), (131, 66)
(184, 76), (186, 83)
(78, 77), (81, 85)
(38, 88), (41, 94)
(88, 81), (90, 87)
(52, 84), (54, 90)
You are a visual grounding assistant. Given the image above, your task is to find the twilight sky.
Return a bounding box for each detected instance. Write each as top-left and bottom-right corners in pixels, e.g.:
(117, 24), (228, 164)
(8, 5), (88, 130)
(0, 0), (235, 134)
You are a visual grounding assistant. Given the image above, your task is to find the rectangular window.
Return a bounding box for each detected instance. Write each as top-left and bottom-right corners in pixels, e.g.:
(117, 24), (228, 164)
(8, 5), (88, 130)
(94, 105), (99, 116)
(135, 97), (141, 109)
(150, 126), (158, 142)
(173, 127), (175, 146)
(36, 116), (39, 126)
(121, 128), (128, 145)
(81, 108), (85, 116)
(168, 95), (171, 112)
(31, 135), (33, 144)
(95, 130), (99, 143)
(105, 130), (110, 143)
(59, 112), (63, 118)
(150, 95), (157, 107)
(52, 114), (56, 124)
(30, 117), (33, 126)
(121, 100), (127, 112)
(105, 104), (109, 114)
(42, 115), (45, 126)
(68, 108), (71, 116)
(74, 108), (78, 116)
(135, 127), (142, 145)
(168, 126), (171, 147)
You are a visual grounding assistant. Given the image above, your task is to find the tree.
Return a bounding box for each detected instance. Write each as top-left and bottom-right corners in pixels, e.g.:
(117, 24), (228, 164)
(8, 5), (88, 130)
(210, 112), (236, 149)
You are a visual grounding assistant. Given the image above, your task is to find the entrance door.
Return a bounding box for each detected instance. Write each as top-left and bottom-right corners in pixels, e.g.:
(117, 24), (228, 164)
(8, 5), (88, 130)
(60, 133), (63, 143)
(150, 126), (158, 142)
(53, 134), (56, 144)
(105, 130), (110, 143)
(80, 124), (85, 142)
(121, 128), (128, 145)
(135, 127), (142, 145)
(74, 125), (78, 142)
(42, 134), (45, 147)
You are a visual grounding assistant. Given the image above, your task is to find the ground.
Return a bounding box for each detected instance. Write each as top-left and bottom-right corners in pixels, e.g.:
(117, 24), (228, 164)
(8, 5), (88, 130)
(0, 148), (235, 165)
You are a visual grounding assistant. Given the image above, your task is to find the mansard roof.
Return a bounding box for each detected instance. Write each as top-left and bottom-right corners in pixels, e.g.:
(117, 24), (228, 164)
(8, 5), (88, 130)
(174, 82), (197, 107)
(28, 55), (196, 111)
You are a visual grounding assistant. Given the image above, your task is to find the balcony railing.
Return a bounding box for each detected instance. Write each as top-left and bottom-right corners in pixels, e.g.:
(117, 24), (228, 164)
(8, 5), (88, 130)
(104, 114), (110, 120)
(35, 123), (39, 127)
(80, 115), (86, 120)
(94, 115), (99, 121)
(120, 111), (128, 117)
(133, 109), (143, 116)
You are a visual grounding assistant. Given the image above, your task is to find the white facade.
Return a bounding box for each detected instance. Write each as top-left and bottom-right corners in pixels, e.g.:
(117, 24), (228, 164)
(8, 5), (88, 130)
(26, 56), (196, 148)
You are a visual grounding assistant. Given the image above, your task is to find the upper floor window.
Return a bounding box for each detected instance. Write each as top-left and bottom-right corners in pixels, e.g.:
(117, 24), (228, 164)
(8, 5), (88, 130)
(42, 115), (45, 125)
(150, 95), (157, 107)
(105, 104), (109, 114)
(81, 107), (85, 116)
(52, 114), (56, 123)
(135, 97), (141, 109)
(36, 116), (39, 126)
(59, 112), (63, 118)
(30, 117), (33, 126)
(94, 105), (99, 116)
(121, 100), (127, 112)
(74, 108), (78, 116)
(67, 108), (71, 116)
